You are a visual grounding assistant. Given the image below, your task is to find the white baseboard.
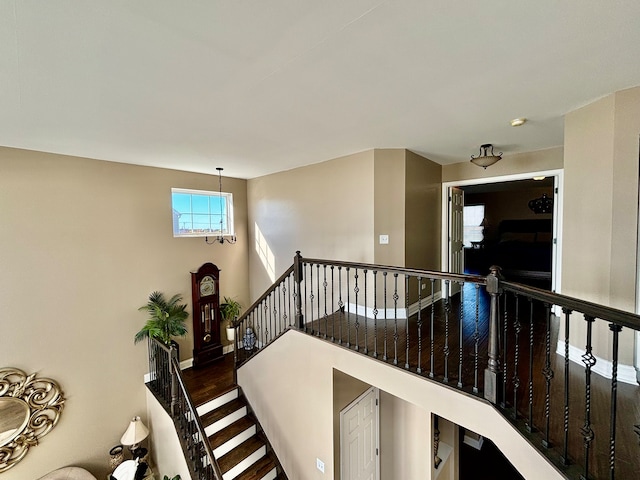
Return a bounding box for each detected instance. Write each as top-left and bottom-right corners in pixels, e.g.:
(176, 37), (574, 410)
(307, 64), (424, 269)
(556, 340), (638, 385)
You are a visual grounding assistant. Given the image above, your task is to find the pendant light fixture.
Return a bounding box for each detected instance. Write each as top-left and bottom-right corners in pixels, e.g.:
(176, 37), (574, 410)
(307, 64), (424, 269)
(470, 144), (502, 169)
(205, 167), (237, 244)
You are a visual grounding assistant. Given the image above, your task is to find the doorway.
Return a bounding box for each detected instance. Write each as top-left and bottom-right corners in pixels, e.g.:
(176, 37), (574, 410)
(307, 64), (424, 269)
(340, 387), (380, 480)
(442, 169), (563, 293)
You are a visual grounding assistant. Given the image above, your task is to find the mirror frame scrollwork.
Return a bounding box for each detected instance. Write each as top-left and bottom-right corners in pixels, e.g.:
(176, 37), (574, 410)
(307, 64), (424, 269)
(0, 367), (65, 473)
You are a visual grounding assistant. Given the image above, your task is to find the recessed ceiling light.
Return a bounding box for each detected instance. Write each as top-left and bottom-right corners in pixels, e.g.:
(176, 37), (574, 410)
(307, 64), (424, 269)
(510, 118), (527, 127)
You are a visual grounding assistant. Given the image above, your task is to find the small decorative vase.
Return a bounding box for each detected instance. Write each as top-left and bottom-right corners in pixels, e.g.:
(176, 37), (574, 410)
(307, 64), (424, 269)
(226, 325), (235, 342)
(243, 327), (256, 351)
(109, 445), (124, 471)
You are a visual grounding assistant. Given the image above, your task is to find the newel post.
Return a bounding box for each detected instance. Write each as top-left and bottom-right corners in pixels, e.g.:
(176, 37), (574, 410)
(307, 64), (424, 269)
(169, 344), (179, 417)
(294, 251), (304, 329)
(484, 265), (503, 404)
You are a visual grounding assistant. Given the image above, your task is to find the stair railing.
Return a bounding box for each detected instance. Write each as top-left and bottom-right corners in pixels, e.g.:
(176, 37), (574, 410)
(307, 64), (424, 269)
(233, 251), (640, 480)
(146, 337), (225, 480)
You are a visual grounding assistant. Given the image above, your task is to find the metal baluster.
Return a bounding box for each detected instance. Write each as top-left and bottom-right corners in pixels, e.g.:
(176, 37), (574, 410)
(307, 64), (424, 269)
(282, 280), (288, 330)
(417, 277), (423, 374)
(331, 266), (335, 341)
(608, 323), (623, 480)
(526, 298), (535, 433)
(393, 273), (399, 365)
(542, 302), (553, 448)
(501, 293), (508, 408)
(316, 264), (321, 336)
(346, 267), (351, 347)
(373, 270), (378, 358)
(457, 281), (464, 389)
(581, 315), (597, 480)
(338, 266), (344, 344)
(309, 264), (315, 335)
(274, 289), (279, 337)
(473, 283), (480, 394)
(264, 299), (269, 345)
(303, 262), (308, 333)
(443, 280), (450, 383)
(405, 274), (410, 369)
(323, 265), (328, 339)
(561, 307), (572, 465)
(428, 279), (435, 378)
(512, 294), (521, 420)
(364, 269), (368, 354)
(354, 268), (360, 351)
(383, 271), (388, 361)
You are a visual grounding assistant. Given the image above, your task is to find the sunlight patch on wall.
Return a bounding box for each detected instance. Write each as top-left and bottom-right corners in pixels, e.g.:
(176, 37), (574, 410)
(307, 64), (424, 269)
(255, 223), (276, 282)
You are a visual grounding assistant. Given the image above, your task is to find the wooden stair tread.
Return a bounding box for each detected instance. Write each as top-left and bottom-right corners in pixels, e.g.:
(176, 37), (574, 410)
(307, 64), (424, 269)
(218, 435), (266, 473)
(234, 452), (279, 480)
(209, 415), (256, 449)
(200, 396), (246, 427)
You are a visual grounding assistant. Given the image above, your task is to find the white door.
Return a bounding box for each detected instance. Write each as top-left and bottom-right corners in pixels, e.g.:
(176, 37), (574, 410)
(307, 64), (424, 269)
(449, 187), (465, 295)
(340, 387), (379, 480)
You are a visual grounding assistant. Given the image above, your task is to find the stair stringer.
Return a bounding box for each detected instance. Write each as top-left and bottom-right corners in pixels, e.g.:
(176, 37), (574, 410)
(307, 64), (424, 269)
(237, 329), (566, 480)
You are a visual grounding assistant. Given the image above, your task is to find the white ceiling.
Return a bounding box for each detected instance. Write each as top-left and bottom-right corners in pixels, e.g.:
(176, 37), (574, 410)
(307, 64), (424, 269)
(3, 1), (640, 179)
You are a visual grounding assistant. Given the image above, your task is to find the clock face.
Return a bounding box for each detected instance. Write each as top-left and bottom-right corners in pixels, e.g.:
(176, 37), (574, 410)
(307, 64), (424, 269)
(199, 276), (215, 296)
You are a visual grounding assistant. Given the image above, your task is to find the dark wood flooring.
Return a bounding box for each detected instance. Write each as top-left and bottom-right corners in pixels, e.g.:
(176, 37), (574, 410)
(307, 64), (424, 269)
(182, 285), (640, 480)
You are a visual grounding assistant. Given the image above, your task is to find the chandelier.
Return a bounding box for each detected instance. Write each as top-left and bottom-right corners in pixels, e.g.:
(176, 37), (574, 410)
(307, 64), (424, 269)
(205, 167), (237, 244)
(470, 144), (502, 169)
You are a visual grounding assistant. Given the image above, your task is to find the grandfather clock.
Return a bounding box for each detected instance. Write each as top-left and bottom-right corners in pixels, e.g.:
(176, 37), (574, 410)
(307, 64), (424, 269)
(191, 262), (224, 368)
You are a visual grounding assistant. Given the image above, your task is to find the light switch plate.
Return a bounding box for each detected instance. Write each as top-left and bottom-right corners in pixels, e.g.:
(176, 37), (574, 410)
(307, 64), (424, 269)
(379, 234), (389, 244)
(316, 458), (325, 473)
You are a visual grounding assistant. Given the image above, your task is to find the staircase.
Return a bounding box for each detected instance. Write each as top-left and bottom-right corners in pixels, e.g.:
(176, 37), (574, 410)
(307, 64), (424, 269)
(196, 385), (288, 480)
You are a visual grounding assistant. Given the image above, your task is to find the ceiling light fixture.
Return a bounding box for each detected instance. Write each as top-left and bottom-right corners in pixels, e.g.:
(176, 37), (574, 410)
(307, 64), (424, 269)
(205, 167), (237, 245)
(510, 118), (527, 127)
(533, 176), (546, 181)
(470, 144), (502, 169)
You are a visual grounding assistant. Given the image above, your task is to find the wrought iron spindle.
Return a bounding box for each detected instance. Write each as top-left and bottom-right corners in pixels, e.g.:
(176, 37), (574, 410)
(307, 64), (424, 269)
(581, 314), (597, 480)
(542, 302), (553, 448)
(322, 265), (328, 339)
(338, 266), (344, 344)
(316, 264), (321, 336)
(346, 267), (351, 347)
(512, 294), (521, 420)
(561, 307), (572, 465)
(364, 269), (368, 354)
(309, 264), (315, 335)
(354, 268), (360, 351)
(430, 278), (435, 378)
(393, 273), (399, 365)
(458, 281), (464, 389)
(405, 274), (410, 369)
(383, 271), (388, 361)
(443, 280), (450, 383)
(608, 322), (623, 480)
(331, 266), (335, 341)
(526, 298), (535, 433)
(417, 277), (423, 374)
(264, 300), (270, 345)
(373, 270), (378, 358)
(473, 283), (480, 394)
(303, 262), (308, 333)
(501, 293), (508, 408)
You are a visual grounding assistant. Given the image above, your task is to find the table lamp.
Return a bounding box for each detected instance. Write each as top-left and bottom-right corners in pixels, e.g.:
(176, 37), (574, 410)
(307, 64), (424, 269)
(120, 416), (149, 459)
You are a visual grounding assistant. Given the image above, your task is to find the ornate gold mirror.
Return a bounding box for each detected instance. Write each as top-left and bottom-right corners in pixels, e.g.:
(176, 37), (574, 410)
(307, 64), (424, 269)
(0, 368), (65, 473)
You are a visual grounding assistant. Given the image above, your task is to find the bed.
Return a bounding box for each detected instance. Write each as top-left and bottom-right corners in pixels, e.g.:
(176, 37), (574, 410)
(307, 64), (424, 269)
(482, 219), (553, 282)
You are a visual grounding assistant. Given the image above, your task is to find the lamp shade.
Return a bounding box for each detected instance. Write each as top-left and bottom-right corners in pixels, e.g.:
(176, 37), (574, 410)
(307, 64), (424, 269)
(120, 416), (149, 447)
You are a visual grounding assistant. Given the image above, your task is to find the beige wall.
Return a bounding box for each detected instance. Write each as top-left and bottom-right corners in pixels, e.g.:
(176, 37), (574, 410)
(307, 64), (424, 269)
(442, 147), (564, 183)
(405, 150), (442, 271)
(373, 149), (406, 267)
(562, 88), (640, 363)
(0, 148), (249, 479)
(238, 330), (562, 480)
(247, 150), (375, 300)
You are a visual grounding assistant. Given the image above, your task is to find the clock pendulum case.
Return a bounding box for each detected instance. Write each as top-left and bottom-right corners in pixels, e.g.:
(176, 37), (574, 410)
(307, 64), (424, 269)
(191, 262), (224, 367)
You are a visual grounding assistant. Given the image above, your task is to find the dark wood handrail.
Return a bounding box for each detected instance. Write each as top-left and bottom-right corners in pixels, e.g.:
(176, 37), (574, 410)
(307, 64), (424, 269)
(502, 280), (640, 330)
(170, 355), (225, 480)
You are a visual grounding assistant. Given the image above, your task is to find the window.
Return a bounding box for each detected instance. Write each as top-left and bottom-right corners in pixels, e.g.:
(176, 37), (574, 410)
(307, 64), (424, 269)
(463, 205), (485, 247)
(171, 188), (234, 238)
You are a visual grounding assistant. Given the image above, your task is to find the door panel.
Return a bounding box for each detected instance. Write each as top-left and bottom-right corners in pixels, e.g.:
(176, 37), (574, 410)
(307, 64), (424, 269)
(341, 388), (379, 480)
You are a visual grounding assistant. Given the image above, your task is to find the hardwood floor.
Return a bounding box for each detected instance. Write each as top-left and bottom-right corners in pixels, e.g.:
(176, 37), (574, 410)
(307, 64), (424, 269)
(181, 285), (640, 479)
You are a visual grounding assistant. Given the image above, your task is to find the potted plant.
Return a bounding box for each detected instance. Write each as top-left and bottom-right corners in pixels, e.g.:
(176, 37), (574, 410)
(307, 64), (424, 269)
(220, 296), (242, 342)
(134, 291), (189, 350)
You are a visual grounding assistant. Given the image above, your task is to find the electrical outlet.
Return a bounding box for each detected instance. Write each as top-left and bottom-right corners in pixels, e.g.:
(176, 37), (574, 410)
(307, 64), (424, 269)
(379, 234), (389, 244)
(421, 283), (426, 290)
(316, 458), (325, 473)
